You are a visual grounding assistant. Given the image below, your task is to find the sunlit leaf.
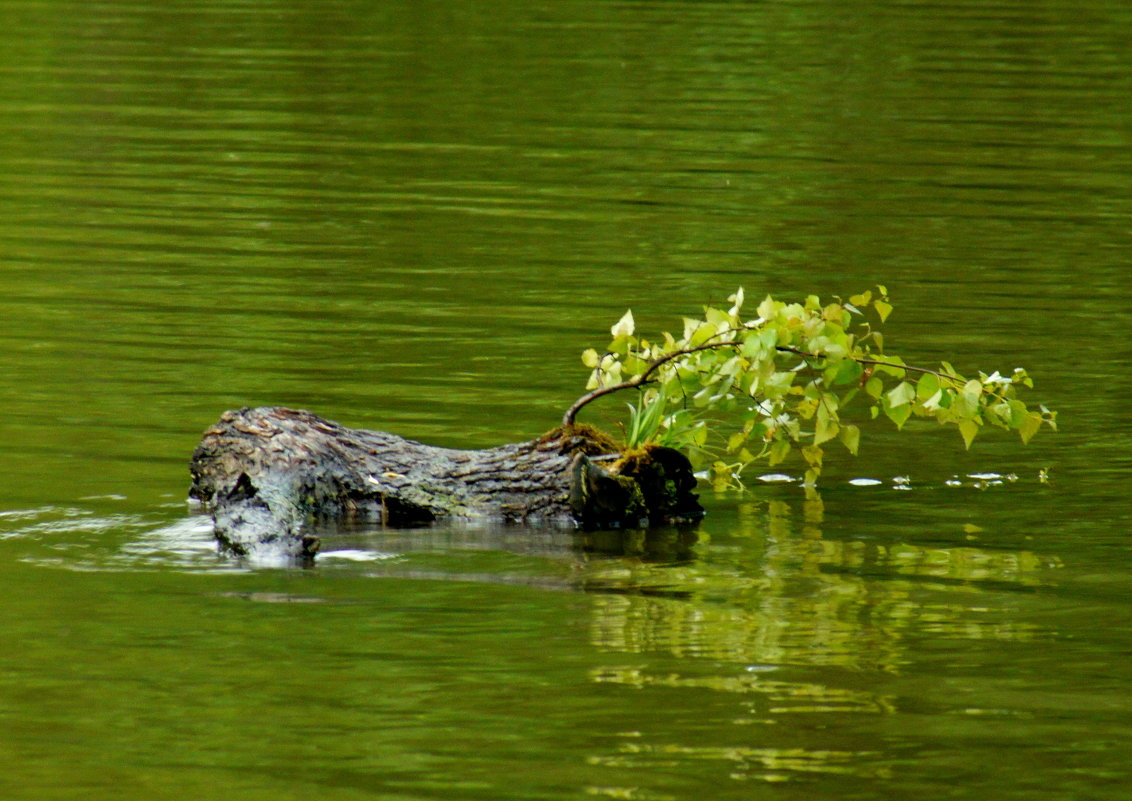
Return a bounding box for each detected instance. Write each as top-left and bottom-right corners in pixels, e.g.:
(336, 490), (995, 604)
(801, 445), (824, 467)
(916, 373), (939, 401)
(887, 381), (915, 408)
(741, 336), (766, 360)
(610, 309), (635, 338)
(814, 415), (840, 446)
(728, 286), (745, 316)
(688, 322), (718, 347)
(704, 306), (730, 328)
(1019, 412), (1042, 444)
(884, 398), (912, 429)
(768, 438), (792, 466)
(607, 334), (635, 357)
(959, 418), (979, 449)
(828, 358), (863, 387)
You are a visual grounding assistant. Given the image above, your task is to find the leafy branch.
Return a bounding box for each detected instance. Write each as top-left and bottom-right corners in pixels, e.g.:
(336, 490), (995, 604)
(564, 287), (1056, 488)
(562, 338), (741, 428)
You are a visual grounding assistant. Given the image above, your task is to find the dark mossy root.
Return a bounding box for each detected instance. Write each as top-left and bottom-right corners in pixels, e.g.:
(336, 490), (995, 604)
(190, 407), (703, 561)
(567, 445), (704, 529)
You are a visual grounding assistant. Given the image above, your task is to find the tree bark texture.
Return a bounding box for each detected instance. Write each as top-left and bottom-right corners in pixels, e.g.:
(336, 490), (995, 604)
(189, 407), (703, 560)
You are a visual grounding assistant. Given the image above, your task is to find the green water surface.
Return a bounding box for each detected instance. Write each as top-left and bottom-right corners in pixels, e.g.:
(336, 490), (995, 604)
(1, 1), (1130, 799)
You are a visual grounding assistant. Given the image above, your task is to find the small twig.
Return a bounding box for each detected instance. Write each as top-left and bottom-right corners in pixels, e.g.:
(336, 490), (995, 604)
(561, 339), (738, 427)
(774, 345), (964, 384)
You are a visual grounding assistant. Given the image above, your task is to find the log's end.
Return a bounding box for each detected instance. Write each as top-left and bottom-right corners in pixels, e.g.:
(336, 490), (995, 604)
(567, 445), (703, 529)
(615, 445), (704, 522)
(208, 472), (321, 562)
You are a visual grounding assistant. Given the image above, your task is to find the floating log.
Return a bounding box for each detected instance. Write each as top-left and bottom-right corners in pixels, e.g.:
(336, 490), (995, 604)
(189, 406), (703, 560)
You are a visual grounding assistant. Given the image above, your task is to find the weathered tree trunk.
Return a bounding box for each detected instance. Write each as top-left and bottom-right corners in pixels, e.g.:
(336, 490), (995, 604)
(189, 407), (703, 560)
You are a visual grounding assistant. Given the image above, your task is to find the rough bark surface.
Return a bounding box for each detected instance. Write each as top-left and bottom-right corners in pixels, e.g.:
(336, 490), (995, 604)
(189, 406), (703, 560)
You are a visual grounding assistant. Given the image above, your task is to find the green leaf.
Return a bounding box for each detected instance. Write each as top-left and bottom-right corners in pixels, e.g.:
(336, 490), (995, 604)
(814, 416), (840, 446)
(607, 334), (635, 356)
(887, 381), (915, 408)
(801, 445), (824, 467)
(990, 401), (1014, 428)
(839, 424), (860, 455)
(884, 399), (912, 429)
(741, 335), (766, 360)
(763, 371), (794, 398)
(828, 358), (863, 386)
(581, 348), (600, 368)
(874, 300), (893, 323)
(959, 419), (979, 449)
(768, 438), (792, 466)
(1007, 399), (1029, 427)
(874, 355), (906, 379)
(1019, 412), (1042, 444)
(704, 306), (730, 328)
(622, 354), (647, 375)
(611, 309), (635, 338)
(688, 322), (717, 347)
(728, 287), (745, 317)
(916, 373), (940, 401)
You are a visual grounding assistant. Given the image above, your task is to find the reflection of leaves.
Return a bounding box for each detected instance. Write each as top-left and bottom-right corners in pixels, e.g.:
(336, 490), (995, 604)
(591, 666), (896, 715)
(584, 497), (1059, 673)
(586, 733), (893, 781)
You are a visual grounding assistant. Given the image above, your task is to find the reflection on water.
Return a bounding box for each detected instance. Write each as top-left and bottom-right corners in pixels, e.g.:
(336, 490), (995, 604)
(590, 665), (897, 716)
(586, 497), (1055, 666)
(0, 480), (1114, 796)
(588, 741), (892, 784)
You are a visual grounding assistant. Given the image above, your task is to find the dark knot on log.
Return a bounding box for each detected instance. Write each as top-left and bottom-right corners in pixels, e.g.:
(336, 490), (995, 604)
(190, 406), (703, 561)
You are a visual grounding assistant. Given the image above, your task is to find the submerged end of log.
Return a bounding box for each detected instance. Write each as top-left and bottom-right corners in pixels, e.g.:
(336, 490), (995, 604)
(189, 407), (703, 561)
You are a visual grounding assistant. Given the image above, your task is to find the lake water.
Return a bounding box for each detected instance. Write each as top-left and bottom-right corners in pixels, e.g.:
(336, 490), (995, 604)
(1, 0), (1131, 798)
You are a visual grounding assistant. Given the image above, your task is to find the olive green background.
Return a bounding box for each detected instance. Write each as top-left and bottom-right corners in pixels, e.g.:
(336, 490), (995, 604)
(1, 1), (1129, 799)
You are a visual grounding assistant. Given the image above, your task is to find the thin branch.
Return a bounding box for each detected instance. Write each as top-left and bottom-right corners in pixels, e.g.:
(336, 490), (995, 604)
(774, 345), (965, 384)
(564, 333), (975, 428)
(561, 339), (739, 427)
